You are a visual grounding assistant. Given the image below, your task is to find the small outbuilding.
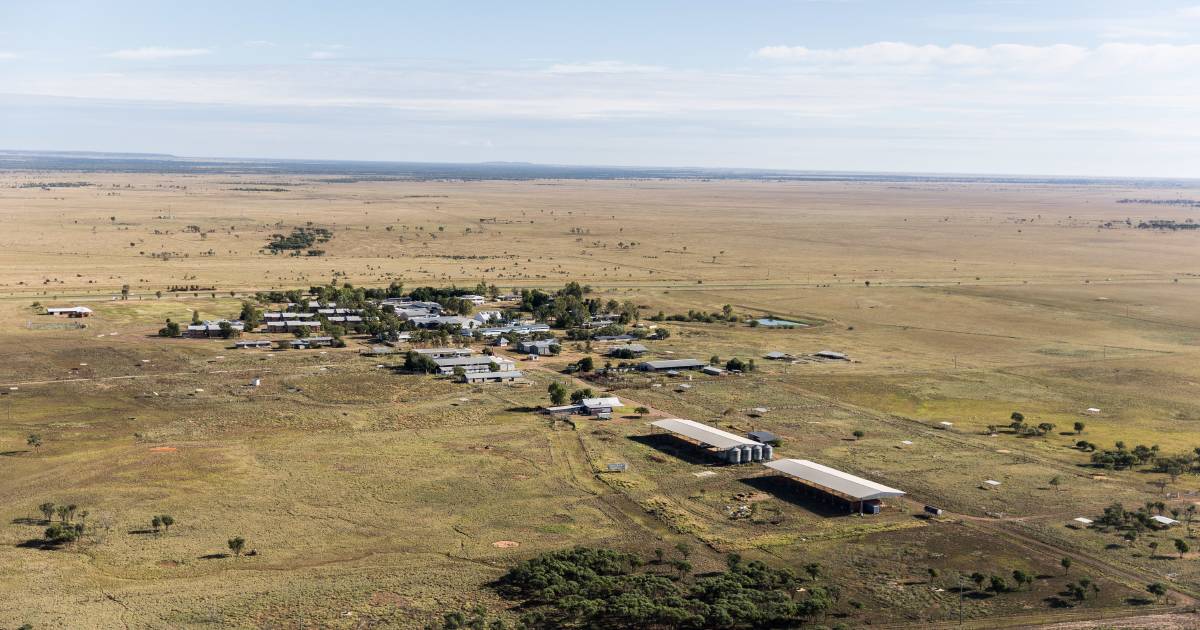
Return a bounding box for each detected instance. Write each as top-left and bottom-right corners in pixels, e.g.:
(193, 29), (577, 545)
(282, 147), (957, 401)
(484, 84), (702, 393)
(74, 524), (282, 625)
(747, 430), (779, 444)
(581, 397), (622, 416)
(1151, 515), (1180, 528)
(46, 306), (93, 317)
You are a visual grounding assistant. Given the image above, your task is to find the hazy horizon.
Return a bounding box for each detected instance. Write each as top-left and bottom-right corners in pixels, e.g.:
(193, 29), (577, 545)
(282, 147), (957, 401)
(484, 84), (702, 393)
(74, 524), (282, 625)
(2, 1), (1200, 178)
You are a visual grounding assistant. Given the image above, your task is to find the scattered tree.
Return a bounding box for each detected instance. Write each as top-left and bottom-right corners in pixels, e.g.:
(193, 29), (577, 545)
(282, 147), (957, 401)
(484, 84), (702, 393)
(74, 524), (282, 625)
(547, 382), (568, 405)
(228, 536), (246, 557)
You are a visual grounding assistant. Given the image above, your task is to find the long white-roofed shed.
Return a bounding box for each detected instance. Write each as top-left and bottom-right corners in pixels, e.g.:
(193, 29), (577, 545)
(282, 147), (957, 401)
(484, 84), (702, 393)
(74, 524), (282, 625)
(763, 458), (904, 515)
(649, 418), (771, 464)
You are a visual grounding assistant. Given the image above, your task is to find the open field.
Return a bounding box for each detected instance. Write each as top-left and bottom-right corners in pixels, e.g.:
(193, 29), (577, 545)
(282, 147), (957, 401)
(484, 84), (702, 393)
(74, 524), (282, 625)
(3, 171), (1200, 628)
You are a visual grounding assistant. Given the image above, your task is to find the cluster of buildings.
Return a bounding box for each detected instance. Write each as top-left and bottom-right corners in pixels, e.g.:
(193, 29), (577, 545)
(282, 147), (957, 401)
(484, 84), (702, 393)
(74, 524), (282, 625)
(413, 347), (523, 382)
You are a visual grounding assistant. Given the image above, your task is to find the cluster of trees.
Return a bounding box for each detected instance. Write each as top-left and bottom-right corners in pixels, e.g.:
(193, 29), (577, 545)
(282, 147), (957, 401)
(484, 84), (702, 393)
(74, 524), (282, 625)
(650, 304), (738, 324)
(1096, 501), (1197, 545)
(404, 351), (440, 374)
(265, 226), (332, 253)
(256, 281), (406, 308)
(1077, 441), (1200, 480)
(724, 357), (755, 372)
(239, 302), (263, 331)
(547, 382), (597, 406)
(493, 547), (837, 629)
(151, 514), (176, 533)
(997, 412), (1059, 437)
(158, 318), (182, 337)
(519, 283), (640, 330)
(37, 501), (89, 546)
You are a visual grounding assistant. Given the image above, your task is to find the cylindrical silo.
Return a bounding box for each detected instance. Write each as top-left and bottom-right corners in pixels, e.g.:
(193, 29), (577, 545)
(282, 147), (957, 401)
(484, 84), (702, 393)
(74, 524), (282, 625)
(763, 444), (774, 461)
(727, 448), (741, 464)
(742, 445), (754, 463)
(751, 444), (763, 462)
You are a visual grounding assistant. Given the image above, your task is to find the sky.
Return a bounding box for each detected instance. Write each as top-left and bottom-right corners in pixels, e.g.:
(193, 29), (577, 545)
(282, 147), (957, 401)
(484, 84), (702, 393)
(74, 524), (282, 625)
(1, 0), (1199, 177)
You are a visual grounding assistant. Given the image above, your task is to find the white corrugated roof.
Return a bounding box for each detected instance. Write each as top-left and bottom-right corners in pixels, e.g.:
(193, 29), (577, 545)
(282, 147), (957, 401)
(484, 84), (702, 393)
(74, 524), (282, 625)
(582, 397), (622, 409)
(463, 370), (523, 380)
(650, 418), (758, 449)
(763, 459), (905, 501)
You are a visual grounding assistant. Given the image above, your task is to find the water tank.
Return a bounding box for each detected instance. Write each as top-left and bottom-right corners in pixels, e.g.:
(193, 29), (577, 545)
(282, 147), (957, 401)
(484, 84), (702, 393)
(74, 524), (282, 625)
(763, 444), (774, 461)
(727, 448), (741, 464)
(751, 444), (763, 462)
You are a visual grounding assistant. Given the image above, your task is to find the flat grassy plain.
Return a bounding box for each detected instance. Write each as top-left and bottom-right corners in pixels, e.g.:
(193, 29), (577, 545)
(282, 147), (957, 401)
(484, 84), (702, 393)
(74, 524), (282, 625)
(2, 172), (1200, 627)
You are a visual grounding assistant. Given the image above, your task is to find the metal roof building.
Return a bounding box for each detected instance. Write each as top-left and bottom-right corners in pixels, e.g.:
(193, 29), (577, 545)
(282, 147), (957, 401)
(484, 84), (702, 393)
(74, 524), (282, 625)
(638, 359), (706, 371)
(764, 459), (904, 513)
(461, 370), (523, 383)
(413, 347), (472, 358)
(649, 418), (770, 464)
(432, 355), (515, 375)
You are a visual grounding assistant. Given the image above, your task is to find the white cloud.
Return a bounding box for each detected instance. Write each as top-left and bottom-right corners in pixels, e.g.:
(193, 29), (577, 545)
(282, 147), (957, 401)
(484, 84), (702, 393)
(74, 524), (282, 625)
(754, 41), (1200, 74)
(308, 45), (345, 60)
(545, 60), (666, 74)
(105, 47), (211, 60)
(1179, 5), (1200, 18)
(0, 52), (19, 60)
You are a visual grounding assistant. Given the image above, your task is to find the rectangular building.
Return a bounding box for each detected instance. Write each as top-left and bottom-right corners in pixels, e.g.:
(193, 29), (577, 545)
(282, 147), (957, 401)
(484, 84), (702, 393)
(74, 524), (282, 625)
(763, 459), (904, 515)
(638, 359), (706, 372)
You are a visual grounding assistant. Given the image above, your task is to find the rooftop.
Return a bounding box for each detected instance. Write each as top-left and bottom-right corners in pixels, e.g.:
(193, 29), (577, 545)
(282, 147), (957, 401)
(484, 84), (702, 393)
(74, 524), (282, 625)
(641, 359), (706, 369)
(764, 459), (905, 501)
(582, 397), (622, 409)
(650, 418), (758, 450)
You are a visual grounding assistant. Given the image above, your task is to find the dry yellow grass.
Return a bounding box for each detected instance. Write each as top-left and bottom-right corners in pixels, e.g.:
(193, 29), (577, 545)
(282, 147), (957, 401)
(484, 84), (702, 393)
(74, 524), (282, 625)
(2, 172), (1200, 627)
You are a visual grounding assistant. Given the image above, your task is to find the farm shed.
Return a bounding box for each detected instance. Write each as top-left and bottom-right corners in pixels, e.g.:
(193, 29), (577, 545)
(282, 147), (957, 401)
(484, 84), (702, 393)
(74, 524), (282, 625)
(516, 339), (560, 355)
(763, 459), (905, 515)
(607, 343), (648, 356)
(433, 355), (515, 375)
(814, 350), (849, 361)
(461, 370), (523, 383)
(46, 306), (93, 317)
(234, 340), (273, 349)
(266, 320), (322, 333)
(581, 397), (622, 416)
(763, 351), (793, 360)
(1151, 515), (1180, 528)
(594, 334), (636, 342)
(413, 347), (472, 359)
(747, 430), (779, 444)
(187, 320), (245, 338)
(649, 418), (772, 464)
(264, 311), (316, 319)
(289, 336), (334, 349)
(638, 359), (706, 372)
